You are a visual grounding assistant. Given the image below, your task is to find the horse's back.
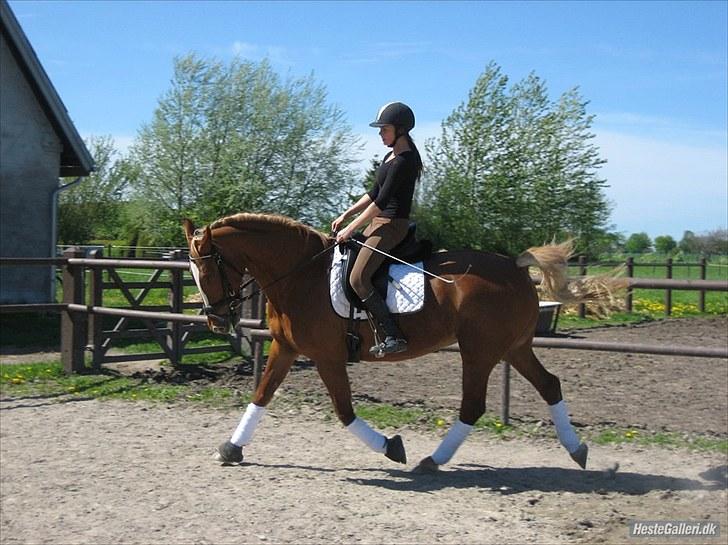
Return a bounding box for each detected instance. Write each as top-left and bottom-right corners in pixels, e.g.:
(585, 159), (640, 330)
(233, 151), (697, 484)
(424, 249), (539, 331)
(426, 249), (531, 288)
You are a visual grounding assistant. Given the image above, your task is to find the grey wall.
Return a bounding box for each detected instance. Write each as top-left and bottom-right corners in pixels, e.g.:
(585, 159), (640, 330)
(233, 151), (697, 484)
(0, 33), (61, 303)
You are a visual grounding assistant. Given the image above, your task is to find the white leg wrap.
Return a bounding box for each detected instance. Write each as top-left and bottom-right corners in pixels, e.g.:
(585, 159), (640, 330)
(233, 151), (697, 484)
(346, 417), (387, 453)
(230, 403), (266, 447)
(431, 420), (473, 465)
(549, 400), (581, 453)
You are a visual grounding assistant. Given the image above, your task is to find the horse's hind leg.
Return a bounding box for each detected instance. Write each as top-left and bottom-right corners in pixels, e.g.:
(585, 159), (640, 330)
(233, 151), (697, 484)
(505, 342), (588, 469)
(215, 339), (298, 464)
(415, 341), (502, 473)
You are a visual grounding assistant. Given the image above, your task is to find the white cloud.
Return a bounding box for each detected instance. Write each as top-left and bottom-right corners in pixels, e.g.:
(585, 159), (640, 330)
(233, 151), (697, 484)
(595, 130), (728, 238)
(110, 135), (135, 156)
(231, 41), (258, 57)
(79, 132), (135, 158)
(343, 41), (433, 65)
(595, 112), (726, 148)
(229, 41), (290, 66)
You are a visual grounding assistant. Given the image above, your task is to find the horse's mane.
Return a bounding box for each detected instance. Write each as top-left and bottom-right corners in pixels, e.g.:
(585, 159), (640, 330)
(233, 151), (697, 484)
(209, 213), (330, 247)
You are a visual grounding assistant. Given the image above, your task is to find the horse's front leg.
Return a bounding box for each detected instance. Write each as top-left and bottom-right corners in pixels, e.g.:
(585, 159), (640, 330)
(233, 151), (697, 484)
(215, 339), (297, 464)
(316, 359), (407, 465)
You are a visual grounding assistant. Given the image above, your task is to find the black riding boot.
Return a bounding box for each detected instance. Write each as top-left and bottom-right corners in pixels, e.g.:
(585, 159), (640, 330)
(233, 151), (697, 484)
(362, 291), (407, 357)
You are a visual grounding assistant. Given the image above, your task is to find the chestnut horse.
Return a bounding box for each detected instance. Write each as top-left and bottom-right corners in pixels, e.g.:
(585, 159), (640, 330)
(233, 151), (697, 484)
(184, 213), (604, 472)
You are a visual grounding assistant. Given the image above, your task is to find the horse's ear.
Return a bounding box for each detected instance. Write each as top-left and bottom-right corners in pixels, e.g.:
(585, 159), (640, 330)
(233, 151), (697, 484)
(199, 225), (213, 253)
(182, 218), (196, 243)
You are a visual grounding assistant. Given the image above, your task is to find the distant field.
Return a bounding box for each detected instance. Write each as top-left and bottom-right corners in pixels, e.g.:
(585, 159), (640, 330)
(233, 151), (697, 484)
(561, 257), (727, 328)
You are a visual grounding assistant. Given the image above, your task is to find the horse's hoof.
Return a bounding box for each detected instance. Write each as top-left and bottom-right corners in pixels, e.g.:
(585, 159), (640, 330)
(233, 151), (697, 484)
(385, 435), (407, 464)
(412, 456), (439, 474)
(570, 443), (588, 469)
(215, 440), (243, 464)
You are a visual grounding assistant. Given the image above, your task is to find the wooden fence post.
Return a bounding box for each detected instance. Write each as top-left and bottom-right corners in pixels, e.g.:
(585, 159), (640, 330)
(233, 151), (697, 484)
(665, 257), (673, 316)
(699, 257), (707, 312)
(61, 247), (87, 374)
(626, 257), (634, 312)
(253, 291), (267, 389)
(578, 255), (587, 319)
(228, 272), (253, 357)
(500, 361), (510, 425)
(88, 248), (104, 370)
(167, 250), (184, 366)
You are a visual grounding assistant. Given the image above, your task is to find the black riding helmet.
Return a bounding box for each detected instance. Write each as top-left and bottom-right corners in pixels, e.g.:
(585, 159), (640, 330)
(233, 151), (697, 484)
(369, 102), (415, 132)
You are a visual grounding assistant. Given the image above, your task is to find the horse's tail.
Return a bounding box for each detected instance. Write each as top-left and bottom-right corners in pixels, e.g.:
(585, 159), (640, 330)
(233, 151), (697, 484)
(516, 239), (628, 306)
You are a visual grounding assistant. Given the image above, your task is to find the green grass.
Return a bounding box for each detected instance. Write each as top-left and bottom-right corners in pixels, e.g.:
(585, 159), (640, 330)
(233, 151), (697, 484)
(591, 428), (727, 454)
(114, 337), (237, 365)
(0, 362), (246, 407)
(355, 403), (425, 428)
(51, 267), (200, 309)
(473, 414), (511, 435)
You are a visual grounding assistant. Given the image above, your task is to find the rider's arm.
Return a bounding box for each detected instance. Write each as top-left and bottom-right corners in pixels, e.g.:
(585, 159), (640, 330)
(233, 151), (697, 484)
(345, 193), (373, 218)
(343, 201), (382, 234)
(332, 194), (373, 233)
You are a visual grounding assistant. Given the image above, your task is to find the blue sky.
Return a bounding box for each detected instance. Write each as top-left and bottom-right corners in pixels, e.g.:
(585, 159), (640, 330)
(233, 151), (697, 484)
(9, 0), (727, 240)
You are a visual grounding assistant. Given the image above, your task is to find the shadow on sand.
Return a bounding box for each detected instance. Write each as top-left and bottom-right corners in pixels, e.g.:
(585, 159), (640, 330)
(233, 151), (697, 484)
(223, 458), (726, 496)
(346, 463), (726, 495)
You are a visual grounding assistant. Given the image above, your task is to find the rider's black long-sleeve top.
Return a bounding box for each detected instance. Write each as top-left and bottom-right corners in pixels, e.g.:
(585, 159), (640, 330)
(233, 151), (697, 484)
(367, 150), (418, 219)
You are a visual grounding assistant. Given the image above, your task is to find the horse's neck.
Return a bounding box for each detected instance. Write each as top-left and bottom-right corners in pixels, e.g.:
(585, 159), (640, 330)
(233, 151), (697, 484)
(226, 223), (326, 309)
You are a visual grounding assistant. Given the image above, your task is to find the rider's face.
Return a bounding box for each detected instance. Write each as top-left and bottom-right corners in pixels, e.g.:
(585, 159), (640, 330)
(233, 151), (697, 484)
(379, 125), (396, 147)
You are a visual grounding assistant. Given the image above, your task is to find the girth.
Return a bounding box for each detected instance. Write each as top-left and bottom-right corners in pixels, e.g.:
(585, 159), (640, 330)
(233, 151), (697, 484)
(339, 223), (432, 311)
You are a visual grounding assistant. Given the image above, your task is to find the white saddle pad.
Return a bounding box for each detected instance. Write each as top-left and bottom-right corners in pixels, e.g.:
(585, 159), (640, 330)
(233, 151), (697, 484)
(329, 244), (425, 320)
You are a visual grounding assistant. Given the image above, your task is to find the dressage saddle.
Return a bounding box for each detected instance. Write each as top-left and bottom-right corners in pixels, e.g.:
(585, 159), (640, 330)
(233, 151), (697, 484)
(339, 223), (433, 311)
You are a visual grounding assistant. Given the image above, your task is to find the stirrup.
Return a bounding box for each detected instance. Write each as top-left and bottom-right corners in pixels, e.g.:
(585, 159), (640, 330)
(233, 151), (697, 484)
(369, 336), (408, 358)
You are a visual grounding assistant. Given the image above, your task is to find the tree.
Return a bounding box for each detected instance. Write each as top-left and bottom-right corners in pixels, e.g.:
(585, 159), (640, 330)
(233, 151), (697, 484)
(702, 228), (728, 255)
(58, 135), (127, 244)
(653, 235), (677, 254)
(127, 55), (215, 245)
(127, 54), (359, 245)
(678, 230), (699, 254)
(584, 228), (626, 258)
(419, 62), (609, 254)
(624, 232), (652, 254)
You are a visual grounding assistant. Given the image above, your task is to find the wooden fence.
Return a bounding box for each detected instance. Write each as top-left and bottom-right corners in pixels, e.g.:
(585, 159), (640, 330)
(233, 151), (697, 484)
(0, 248), (269, 378)
(573, 256), (725, 317)
(2, 251), (726, 423)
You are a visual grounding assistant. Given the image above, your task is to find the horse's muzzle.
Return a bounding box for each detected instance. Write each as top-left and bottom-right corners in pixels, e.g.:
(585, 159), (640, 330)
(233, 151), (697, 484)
(206, 314), (232, 335)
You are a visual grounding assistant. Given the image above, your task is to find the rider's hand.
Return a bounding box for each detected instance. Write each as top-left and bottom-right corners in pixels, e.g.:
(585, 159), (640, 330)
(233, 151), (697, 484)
(331, 214), (346, 234)
(336, 226), (353, 244)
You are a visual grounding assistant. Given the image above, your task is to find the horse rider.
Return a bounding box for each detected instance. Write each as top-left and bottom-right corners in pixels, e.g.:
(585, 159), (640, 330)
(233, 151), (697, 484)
(332, 102), (423, 356)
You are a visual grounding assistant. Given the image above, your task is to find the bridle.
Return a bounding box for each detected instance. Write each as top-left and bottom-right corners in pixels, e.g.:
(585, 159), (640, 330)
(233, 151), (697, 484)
(189, 248), (252, 323)
(189, 239), (338, 326)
